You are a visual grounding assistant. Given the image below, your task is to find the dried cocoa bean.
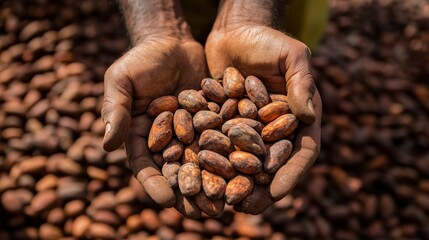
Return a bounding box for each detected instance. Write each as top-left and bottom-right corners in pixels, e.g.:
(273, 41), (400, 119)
(147, 96), (179, 117)
(265, 139), (293, 173)
(225, 175), (254, 205)
(173, 109), (194, 144)
(228, 123), (266, 156)
(178, 163), (201, 196)
(201, 170), (227, 199)
(201, 78), (227, 104)
(245, 76), (269, 108)
(198, 150), (236, 179)
(238, 98), (258, 119)
(199, 130), (234, 156)
(229, 151), (262, 175)
(193, 110), (222, 132)
(148, 111), (173, 152)
(178, 89), (208, 113)
(261, 114), (298, 142)
(258, 101), (290, 123)
(222, 118), (264, 134)
(223, 67), (246, 98)
(162, 139), (184, 162)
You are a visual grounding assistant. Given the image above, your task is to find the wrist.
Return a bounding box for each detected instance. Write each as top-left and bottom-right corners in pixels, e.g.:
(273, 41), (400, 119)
(120, 0), (193, 45)
(213, 0), (283, 32)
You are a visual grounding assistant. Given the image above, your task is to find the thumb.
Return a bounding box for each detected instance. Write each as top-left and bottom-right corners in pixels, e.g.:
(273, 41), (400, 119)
(285, 43), (316, 124)
(205, 37), (231, 80)
(101, 63), (133, 152)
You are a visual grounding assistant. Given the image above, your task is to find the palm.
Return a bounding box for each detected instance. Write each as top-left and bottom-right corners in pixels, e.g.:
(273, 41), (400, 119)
(114, 39), (206, 114)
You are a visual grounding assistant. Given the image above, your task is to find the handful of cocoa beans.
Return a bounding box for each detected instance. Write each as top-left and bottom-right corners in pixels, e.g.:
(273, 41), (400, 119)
(147, 67), (299, 217)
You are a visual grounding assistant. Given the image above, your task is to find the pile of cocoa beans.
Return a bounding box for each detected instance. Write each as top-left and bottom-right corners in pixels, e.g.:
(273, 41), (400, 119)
(146, 67), (298, 217)
(1, 0), (429, 239)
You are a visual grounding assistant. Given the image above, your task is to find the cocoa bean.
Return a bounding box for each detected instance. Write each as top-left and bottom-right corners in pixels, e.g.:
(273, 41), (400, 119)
(199, 130), (234, 156)
(227, 123), (266, 156)
(148, 111), (173, 152)
(245, 76), (269, 108)
(193, 110), (222, 132)
(198, 150), (236, 179)
(225, 175), (254, 205)
(147, 96), (179, 117)
(201, 78), (228, 104)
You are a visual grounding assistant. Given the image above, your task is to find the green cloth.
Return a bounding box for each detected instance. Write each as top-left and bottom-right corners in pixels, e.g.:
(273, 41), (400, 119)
(182, 0), (329, 50)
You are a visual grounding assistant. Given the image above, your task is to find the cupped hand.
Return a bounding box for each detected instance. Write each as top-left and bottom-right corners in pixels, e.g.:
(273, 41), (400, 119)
(206, 25), (322, 214)
(102, 36), (207, 209)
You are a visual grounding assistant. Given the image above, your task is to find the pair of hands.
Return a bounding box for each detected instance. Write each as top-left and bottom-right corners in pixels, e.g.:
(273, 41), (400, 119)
(102, 24), (321, 215)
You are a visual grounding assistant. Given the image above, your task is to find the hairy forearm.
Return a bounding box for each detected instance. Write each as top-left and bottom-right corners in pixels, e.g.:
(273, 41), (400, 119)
(213, 0), (284, 31)
(119, 0), (191, 44)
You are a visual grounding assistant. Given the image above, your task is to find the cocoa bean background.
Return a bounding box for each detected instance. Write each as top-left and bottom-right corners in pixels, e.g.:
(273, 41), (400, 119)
(1, 0), (428, 239)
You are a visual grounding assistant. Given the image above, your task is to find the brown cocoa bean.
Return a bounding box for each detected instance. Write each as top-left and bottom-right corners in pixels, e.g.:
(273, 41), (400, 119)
(162, 139), (184, 162)
(72, 215), (91, 238)
(193, 110), (222, 132)
(258, 101), (290, 123)
(178, 163), (201, 196)
(265, 139), (293, 173)
(245, 76), (270, 108)
(199, 130), (234, 156)
(198, 150), (236, 179)
(219, 98), (238, 121)
(253, 171), (273, 185)
(269, 94), (288, 103)
(222, 118), (264, 135)
(162, 161), (181, 188)
(225, 175), (254, 205)
(223, 67), (246, 98)
(178, 89), (208, 113)
(229, 151), (262, 174)
(140, 209), (160, 231)
(207, 102), (220, 113)
(182, 148), (200, 166)
(30, 190), (58, 213)
(238, 98), (258, 119)
(148, 111), (173, 152)
(147, 96), (179, 117)
(201, 170), (227, 199)
(173, 109), (194, 144)
(261, 114), (298, 142)
(87, 223), (116, 240)
(201, 78), (227, 104)
(228, 123), (266, 156)
(39, 223), (63, 240)
(194, 191), (225, 217)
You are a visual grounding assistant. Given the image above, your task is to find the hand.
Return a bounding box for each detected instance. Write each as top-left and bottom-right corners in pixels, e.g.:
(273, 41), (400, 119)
(206, 24), (322, 214)
(102, 36), (206, 208)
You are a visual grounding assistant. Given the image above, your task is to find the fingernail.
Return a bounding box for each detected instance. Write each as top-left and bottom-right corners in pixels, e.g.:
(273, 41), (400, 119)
(307, 99), (315, 116)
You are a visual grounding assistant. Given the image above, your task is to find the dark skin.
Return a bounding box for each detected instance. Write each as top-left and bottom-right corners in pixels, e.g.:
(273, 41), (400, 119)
(102, 0), (321, 216)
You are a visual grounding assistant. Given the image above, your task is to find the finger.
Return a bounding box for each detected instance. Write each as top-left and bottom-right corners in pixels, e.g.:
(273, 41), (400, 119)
(102, 63), (133, 151)
(125, 118), (176, 208)
(269, 90), (322, 200)
(285, 42), (316, 124)
(233, 186), (274, 214)
(205, 38), (232, 80)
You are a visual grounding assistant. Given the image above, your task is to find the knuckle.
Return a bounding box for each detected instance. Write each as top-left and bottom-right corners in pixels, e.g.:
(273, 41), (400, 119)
(293, 41), (312, 59)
